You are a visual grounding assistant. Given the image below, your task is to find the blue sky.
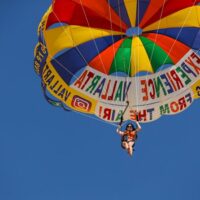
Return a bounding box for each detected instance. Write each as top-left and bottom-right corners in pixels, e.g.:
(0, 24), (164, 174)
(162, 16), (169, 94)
(0, 1), (200, 200)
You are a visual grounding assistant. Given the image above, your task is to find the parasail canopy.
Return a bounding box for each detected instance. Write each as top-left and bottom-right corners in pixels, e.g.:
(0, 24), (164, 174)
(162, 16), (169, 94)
(34, 0), (200, 123)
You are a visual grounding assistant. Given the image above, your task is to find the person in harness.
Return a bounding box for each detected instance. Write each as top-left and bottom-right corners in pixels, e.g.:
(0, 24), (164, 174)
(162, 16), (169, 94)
(116, 114), (142, 156)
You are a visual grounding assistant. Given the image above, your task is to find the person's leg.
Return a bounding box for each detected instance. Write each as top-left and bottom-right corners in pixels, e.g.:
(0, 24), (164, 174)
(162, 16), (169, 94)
(122, 141), (129, 150)
(128, 141), (135, 156)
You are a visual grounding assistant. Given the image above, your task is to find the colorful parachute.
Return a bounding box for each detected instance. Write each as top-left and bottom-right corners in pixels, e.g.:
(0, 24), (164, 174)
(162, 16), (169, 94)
(34, 0), (200, 123)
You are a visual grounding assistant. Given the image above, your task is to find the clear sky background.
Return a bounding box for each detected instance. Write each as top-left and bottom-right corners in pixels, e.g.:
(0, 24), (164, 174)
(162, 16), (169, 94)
(0, 1), (200, 200)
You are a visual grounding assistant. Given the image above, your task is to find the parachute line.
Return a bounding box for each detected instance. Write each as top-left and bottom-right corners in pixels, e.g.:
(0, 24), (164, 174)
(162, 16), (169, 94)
(159, 0), (199, 70)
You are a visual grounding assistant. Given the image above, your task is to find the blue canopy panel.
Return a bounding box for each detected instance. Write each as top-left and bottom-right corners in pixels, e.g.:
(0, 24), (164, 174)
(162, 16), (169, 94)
(109, 0), (131, 27)
(148, 28), (200, 50)
(51, 35), (122, 85)
(136, 0), (151, 26)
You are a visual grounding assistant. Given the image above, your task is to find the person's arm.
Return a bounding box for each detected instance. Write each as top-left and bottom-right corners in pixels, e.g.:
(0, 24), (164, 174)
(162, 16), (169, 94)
(116, 125), (124, 136)
(135, 121), (142, 132)
(134, 111), (142, 132)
